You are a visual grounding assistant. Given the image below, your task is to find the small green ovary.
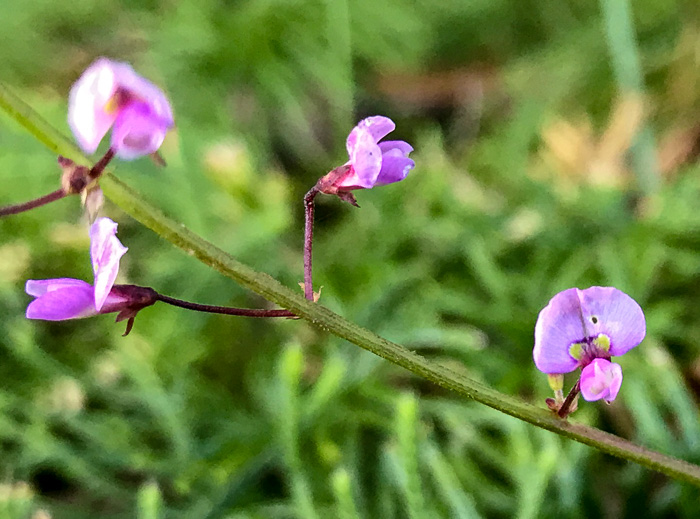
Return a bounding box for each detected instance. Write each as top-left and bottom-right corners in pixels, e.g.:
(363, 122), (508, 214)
(569, 341), (585, 360)
(593, 334), (611, 352)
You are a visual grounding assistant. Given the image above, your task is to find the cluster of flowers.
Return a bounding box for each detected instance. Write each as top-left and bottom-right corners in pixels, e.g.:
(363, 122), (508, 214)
(19, 58), (415, 332)
(3, 58), (647, 418)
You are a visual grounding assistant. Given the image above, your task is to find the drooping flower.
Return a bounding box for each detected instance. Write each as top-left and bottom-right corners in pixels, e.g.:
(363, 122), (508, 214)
(319, 116), (414, 196)
(25, 218), (155, 332)
(68, 58), (174, 160)
(533, 286), (645, 403)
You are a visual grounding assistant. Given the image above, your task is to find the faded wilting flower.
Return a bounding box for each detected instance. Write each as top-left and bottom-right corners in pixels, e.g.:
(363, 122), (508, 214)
(533, 286), (646, 404)
(25, 218), (155, 333)
(68, 58), (174, 160)
(318, 116), (414, 201)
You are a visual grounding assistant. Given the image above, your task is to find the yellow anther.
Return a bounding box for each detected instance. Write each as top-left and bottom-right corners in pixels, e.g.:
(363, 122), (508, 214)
(569, 342), (584, 360)
(593, 334), (611, 352)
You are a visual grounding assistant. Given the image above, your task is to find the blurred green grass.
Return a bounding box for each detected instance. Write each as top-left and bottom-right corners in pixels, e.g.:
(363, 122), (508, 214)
(1, 0), (700, 517)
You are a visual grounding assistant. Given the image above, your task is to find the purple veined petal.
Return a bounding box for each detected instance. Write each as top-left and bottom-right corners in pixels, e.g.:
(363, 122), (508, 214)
(378, 140), (413, 157)
(89, 217), (128, 311)
(108, 60), (174, 126)
(344, 127), (382, 189)
(346, 116), (396, 156)
(111, 102), (170, 159)
(26, 283), (97, 321)
(68, 58), (120, 154)
(375, 156), (415, 186)
(576, 286), (646, 356)
(533, 288), (585, 374)
(580, 358), (623, 402)
(26, 278), (92, 297)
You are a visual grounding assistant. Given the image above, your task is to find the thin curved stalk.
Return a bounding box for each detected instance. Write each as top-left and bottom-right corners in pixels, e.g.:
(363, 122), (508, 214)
(1, 81), (699, 486)
(156, 293), (295, 318)
(0, 189), (66, 217)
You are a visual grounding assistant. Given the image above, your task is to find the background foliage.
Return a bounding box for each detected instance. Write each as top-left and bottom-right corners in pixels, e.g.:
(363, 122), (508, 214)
(1, 0), (700, 517)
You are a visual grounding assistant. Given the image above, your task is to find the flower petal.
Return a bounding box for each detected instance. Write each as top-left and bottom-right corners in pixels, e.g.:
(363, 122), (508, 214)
(378, 140), (413, 157)
(89, 217), (128, 311)
(375, 155), (415, 186)
(26, 284), (97, 321)
(343, 128), (382, 189)
(345, 116), (395, 156)
(68, 57), (173, 157)
(533, 288), (585, 374)
(26, 278), (91, 297)
(109, 60), (174, 126)
(580, 358), (623, 402)
(111, 102), (170, 159)
(68, 58), (119, 154)
(576, 286), (646, 356)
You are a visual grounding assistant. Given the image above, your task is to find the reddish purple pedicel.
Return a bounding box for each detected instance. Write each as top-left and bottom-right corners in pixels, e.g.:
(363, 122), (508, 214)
(533, 286), (646, 403)
(68, 58), (174, 159)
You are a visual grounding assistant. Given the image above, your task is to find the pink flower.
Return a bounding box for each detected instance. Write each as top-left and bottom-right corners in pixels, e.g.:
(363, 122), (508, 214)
(533, 286), (645, 403)
(580, 358), (623, 403)
(68, 58), (174, 159)
(25, 218), (153, 327)
(335, 116), (414, 190)
(25, 278), (130, 321)
(89, 217), (128, 311)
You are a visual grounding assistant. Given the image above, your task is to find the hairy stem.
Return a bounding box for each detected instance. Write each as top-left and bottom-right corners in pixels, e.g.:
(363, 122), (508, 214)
(2, 81), (700, 486)
(98, 173), (700, 487)
(303, 187), (319, 301)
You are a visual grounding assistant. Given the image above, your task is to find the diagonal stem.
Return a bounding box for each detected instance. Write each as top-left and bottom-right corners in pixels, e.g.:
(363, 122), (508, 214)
(102, 172), (700, 487)
(303, 186), (319, 301)
(558, 379), (581, 418)
(0, 188), (66, 217)
(89, 147), (116, 179)
(0, 147), (116, 218)
(3, 82), (700, 486)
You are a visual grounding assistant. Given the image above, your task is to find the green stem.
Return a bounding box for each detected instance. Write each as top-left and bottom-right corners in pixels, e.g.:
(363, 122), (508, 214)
(2, 82), (700, 486)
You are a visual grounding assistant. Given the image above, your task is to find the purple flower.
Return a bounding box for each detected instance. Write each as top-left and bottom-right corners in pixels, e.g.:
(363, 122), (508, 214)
(89, 217), (128, 311)
(580, 358), (623, 402)
(68, 58), (174, 160)
(26, 278), (130, 321)
(335, 116), (414, 190)
(533, 286), (645, 403)
(25, 218), (154, 331)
